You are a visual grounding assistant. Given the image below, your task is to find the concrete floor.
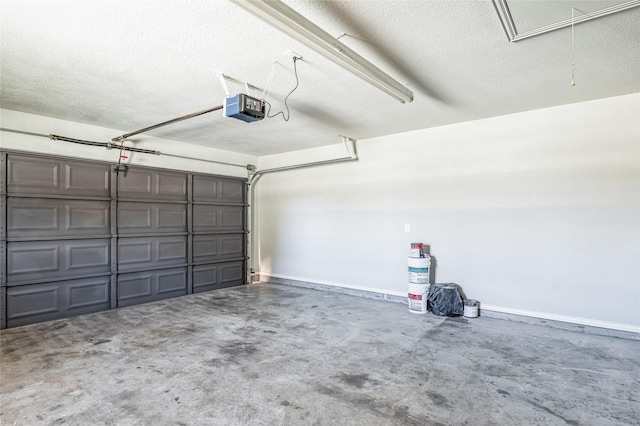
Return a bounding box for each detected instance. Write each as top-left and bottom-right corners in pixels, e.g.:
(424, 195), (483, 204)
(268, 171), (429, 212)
(1, 283), (638, 426)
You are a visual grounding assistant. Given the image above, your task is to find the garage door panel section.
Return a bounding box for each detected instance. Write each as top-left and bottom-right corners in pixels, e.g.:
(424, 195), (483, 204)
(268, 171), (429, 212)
(7, 239), (111, 283)
(118, 236), (187, 272)
(118, 168), (187, 201)
(193, 205), (244, 233)
(193, 234), (244, 264)
(7, 155), (110, 198)
(193, 261), (244, 293)
(7, 198), (110, 238)
(2, 152), (247, 328)
(64, 162), (111, 197)
(193, 175), (244, 204)
(6, 276), (112, 327)
(118, 202), (186, 234)
(117, 267), (187, 307)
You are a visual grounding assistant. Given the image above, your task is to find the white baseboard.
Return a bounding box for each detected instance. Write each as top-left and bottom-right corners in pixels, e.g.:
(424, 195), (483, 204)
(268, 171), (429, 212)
(262, 273), (407, 298)
(261, 273), (640, 336)
(480, 304), (640, 334)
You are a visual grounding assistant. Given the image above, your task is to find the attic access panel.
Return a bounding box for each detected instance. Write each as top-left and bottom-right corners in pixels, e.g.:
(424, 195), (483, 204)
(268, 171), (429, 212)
(494, 0), (640, 41)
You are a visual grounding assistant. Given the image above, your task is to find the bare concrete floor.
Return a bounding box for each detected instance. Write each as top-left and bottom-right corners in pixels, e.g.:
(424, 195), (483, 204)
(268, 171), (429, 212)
(1, 283), (639, 426)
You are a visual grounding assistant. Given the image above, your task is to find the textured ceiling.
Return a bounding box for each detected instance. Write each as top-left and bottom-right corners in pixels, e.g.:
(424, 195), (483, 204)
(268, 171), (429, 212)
(1, 0), (639, 156)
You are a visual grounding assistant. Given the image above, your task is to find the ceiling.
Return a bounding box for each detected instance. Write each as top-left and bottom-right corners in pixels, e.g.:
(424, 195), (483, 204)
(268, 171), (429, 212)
(1, 0), (639, 157)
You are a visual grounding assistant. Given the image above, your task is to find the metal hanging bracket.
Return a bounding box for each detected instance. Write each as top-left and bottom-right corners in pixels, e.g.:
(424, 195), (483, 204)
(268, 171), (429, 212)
(218, 73), (231, 98)
(216, 72), (262, 98)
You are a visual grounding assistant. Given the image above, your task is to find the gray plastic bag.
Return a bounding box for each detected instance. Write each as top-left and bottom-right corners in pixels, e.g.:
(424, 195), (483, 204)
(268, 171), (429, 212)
(428, 283), (464, 316)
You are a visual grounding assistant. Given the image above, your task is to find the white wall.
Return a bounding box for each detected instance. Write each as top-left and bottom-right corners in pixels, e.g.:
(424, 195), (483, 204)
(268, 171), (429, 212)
(256, 93), (640, 331)
(1, 109), (256, 177)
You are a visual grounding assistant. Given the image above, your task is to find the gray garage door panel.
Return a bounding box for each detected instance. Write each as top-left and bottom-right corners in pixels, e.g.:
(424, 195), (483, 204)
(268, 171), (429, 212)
(117, 168), (187, 201)
(117, 267), (187, 307)
(117, 202), (186, 234)
(2, 152), (246, 328)
(193, 234), (245, 264)
(7, 239), (111, 283)
(193, 261), (244, 293)
(118, 235), (187, 272)
(6, 276), (112, 327)
(7, 155), (110, 198)
(7, 198), (110, 238)
(192, 205), (244, 233)
(193, 175), (244, 203)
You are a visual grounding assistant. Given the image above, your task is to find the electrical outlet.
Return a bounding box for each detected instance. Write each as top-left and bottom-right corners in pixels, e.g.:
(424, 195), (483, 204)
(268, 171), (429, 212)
(404, 224), (410, 233)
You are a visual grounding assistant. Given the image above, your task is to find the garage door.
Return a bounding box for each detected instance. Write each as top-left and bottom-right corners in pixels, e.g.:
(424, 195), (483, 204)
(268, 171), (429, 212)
(0, 152), (246, 328)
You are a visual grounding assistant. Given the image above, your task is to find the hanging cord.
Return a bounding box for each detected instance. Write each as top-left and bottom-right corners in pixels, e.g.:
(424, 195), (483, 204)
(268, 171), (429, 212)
(571, 6), (576, 86)
(264, 56), (302, 122)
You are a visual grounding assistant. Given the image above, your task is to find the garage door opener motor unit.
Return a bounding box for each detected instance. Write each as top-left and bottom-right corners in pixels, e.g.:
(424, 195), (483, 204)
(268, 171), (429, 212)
(224, 93), (265, 123)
